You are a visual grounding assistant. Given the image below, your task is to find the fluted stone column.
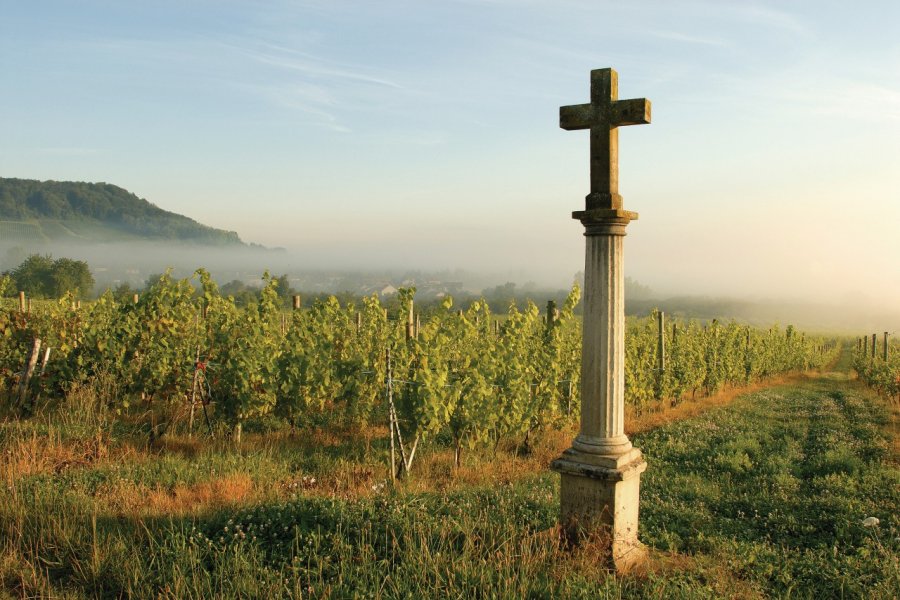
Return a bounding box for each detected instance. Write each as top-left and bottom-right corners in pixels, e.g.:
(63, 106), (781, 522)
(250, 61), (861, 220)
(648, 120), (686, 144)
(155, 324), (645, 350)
(551, 210), (647, 573)
(575, 222), (630, 455)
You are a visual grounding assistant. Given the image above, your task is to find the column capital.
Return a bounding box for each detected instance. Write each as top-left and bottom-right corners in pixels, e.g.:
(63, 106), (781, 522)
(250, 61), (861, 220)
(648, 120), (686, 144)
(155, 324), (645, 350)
(573, 208), (638, 236)
(573, 207), (638, 223)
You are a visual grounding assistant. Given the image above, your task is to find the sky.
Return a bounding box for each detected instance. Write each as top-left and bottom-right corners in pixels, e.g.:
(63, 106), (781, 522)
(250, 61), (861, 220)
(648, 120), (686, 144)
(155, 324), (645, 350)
(1, 0), (899, 308)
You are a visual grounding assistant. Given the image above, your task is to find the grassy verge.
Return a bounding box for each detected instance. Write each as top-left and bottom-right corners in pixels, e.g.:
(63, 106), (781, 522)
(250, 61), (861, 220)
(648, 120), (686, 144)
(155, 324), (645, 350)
(1, 366), (897, 598)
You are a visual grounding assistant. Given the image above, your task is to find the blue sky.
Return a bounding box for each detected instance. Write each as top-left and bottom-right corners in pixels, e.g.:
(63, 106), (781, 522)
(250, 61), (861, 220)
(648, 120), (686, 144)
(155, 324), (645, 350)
(2, 1), (899, 304)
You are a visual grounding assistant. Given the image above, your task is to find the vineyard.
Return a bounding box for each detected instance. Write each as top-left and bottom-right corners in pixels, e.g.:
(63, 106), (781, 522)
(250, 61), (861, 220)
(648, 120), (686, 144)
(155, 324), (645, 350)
(2, 270), (838, 469)
(3, 272), (898, 599)
(853, 334), (900, 400)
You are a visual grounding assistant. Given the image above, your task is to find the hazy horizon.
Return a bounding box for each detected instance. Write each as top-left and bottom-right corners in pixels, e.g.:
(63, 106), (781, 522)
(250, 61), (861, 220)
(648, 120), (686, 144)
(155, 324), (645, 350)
(3, 238), (898, 336)
(2, 2), (898, 324)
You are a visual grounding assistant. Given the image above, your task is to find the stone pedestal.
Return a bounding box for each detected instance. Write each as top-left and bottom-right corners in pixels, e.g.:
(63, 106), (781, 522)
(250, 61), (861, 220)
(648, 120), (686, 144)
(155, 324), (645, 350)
(550, 208), (647, 573)
(553, 449), (647, 572)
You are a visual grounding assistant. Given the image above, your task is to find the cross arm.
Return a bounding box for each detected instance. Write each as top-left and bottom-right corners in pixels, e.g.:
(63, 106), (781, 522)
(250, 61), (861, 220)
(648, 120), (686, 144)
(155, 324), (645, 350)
(559, 103), (592, 130)
(611, 98), (651, 126)
(561, 98), (651, 130)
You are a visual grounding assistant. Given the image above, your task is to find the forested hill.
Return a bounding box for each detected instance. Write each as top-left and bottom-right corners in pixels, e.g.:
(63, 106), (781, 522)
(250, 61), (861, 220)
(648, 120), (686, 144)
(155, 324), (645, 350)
(0, 177), (244, 245)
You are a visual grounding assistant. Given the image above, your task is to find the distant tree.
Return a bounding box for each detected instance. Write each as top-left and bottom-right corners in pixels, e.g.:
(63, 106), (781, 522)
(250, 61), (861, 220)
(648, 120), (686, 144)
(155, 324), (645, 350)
(481, 282), (518, 312)
(49, 257), (94, 298)
(4, 254), (93, 298)
(26, 189), (68, 218)
(220, 279), (258, 307)
(112, 282), (137, 303)
(482, 282), (516, 298)
(273, 274), (296, 307)
(0, 189), (23, 219)
(8, 254), (54, 297)
(220, 279), (247, 297)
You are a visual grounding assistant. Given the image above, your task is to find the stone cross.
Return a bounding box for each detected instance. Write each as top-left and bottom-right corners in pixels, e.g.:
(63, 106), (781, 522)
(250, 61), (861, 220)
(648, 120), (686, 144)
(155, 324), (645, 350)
(551, 67), (650, 574)
(560, 68), (650, 211)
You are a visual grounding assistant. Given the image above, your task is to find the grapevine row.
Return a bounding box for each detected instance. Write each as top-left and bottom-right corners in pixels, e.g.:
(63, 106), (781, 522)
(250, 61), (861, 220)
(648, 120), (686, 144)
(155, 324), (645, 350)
(1, 271), (838, 462)
(853, 335), (900, 400)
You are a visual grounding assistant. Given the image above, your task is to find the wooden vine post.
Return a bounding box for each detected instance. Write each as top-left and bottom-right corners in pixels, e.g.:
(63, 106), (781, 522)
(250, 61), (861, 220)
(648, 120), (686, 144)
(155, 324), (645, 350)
(405, 299), (415, 342)
(189, 348), (200, 437)
(656, 311), (665, 400)
(657, 311), (666, 371)
(17, 338), (42, 409)
(39, 347), (51, 376)
(385, 348), (396, 480)
(550, 67), (650, 572)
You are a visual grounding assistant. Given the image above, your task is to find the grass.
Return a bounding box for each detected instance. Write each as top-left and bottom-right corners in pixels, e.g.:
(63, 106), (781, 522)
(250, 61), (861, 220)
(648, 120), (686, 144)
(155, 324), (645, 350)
(1, 357), (898, 598)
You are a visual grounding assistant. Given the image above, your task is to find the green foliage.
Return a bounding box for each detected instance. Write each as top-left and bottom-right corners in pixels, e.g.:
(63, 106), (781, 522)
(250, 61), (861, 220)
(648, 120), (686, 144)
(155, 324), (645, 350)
(278, 295), (353, 427)
(4, 253), (94, 299)
(0, 177), (243, 244)
(441, 299), (497, 457)
(7, 254), (53, 297)
(854, 339), (900, 400)
(211, 273), (281, 439)
(128, 272), (201, 404)
(0, 272), (838, 456)
(625, 315), (839, 411)
(46, 257), (95, 298)
(219, 279), (262, 307)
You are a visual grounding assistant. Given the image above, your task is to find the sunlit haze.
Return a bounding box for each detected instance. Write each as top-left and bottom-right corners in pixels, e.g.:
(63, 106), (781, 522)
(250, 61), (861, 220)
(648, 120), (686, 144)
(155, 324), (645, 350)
(2, 1), (898, 317)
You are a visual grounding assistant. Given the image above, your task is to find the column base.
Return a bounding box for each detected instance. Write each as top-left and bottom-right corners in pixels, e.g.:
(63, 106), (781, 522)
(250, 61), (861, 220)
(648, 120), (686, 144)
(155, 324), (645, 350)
(572, 433), (634, 457)
(551, 449), (648, 574)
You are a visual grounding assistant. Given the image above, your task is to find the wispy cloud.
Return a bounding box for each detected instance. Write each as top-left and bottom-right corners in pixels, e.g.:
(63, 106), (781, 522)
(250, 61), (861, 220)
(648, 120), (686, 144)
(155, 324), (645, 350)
(248, 83), (351, 133)
(218, 39), (413, 132)
(68, 34), (407, 132)
(247, 43), (404, 90)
